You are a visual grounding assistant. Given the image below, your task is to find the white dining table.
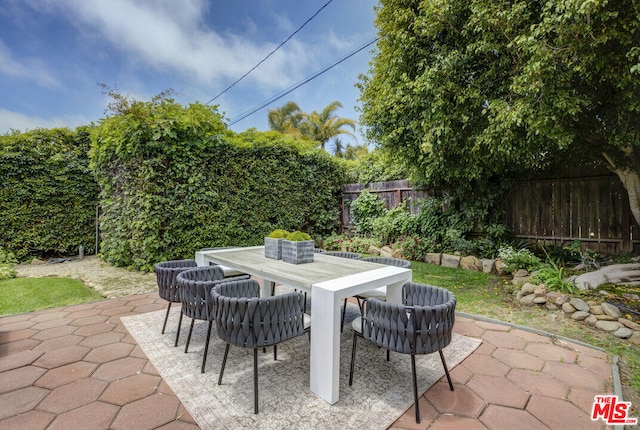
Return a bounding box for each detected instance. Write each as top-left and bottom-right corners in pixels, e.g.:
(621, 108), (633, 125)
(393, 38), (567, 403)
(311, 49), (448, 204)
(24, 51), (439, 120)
(195, 246), (412, 404)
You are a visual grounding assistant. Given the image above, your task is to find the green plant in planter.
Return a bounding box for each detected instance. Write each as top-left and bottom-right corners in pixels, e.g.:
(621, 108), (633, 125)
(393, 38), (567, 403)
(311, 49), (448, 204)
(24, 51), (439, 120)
(285, 231), (312, 241)
(267, 229), (289, 239)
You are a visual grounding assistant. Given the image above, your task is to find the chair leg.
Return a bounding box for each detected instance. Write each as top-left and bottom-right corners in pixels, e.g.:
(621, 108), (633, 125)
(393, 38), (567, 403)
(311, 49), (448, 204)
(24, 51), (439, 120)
(439, 350), (454, 391)
(274, 344), (277, 361)
(174, 312), (184, 347)
(185, 318), (195, 353)
(201, 321), (213, 373)
(411, 354), (420, 424)
(218, 343), (230, 385)
(348, 331), (358, 386)
(254, 348), (259, 414)
(386, 349), (390, 362)
(161, 303), (171, 334)
(341, 298), (348, 332)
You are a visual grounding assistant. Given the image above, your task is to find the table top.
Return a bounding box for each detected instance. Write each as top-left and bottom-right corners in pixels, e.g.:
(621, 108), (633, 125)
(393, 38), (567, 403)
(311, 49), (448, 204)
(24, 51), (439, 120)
(198, 246), (406, 290)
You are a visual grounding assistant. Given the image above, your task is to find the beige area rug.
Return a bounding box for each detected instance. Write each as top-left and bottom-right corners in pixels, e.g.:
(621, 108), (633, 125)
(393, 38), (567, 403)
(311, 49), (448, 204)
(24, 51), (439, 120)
(122, 305), (481, 430)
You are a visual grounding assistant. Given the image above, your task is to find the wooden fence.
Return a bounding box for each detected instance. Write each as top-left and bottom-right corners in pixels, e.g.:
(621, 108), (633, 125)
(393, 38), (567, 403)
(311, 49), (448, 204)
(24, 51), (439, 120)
(341, 176), (639, 254)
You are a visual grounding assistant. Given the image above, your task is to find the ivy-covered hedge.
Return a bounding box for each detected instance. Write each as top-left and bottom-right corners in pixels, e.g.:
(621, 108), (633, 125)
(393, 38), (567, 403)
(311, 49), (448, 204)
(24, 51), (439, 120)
(90, 99), (344, 270)
(0, 128), (98, 259)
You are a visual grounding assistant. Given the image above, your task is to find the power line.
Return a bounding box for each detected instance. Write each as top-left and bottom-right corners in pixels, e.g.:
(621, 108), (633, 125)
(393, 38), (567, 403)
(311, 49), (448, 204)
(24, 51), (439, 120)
(227, 37), (379, 127)
(205, 0), (334, 105)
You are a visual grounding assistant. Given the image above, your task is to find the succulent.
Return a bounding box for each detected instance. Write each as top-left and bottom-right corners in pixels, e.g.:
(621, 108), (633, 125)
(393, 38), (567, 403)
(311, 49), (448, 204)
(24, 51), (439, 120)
(267, 229), (289, 239)
(285, 231), (312, 242)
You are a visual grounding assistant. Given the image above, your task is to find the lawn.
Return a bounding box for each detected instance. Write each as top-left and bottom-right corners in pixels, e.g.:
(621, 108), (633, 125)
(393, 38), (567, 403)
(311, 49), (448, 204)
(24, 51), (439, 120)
(0, 277), (103, 316)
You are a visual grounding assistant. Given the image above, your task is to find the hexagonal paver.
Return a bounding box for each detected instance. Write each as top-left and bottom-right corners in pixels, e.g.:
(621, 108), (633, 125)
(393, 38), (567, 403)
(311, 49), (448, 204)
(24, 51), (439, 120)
(30, 318), (73, 331)
(475, 321), (510, 332)
(507, 368), (570, 398)
(525, 343), (577, 363)
(0, 349), (44, 373)
(33, 345), (91, 369)
(35, 361), (98, 389)
(100, 373), (161, 405)
(492, 348), (544, 371)
(99, 305), (134, 317)
(66, 309), (102, 320)
(480, 404), (548, 430)
(481, 331), (527, 350)
(73, 322), (116, 337)
(0, 328), (37, 344)
(30, 324), (78, 341)
(0, 410), (55, 430)
(425, 382), (486, 418)
(0, 338), (40, 355)
(0, 320), (36, 332)
(390, 396), (438, 429)
(429, 414), (490, 430)
(0, 366), (47, 394)
(460, 355), (509, 377)
(79, 331), (125, 348)
(38, 378), (109, 414)
(466, 375), (529, 408)
(32, 334), (83, 352)
(513, 329), (552, 344)
(30, 311), (70, 323)
(69, 315), (109, 327)
(84, 342), (134, 363)
(453, 321), (486, 338)
(543, 361), (609, 392)
(0, 386), (50, 420)
(47, 401), (119, 430)
(111, 393), (180, 430)
(93, 357), (146, 382)
(527, 395), (603, 429)
(575, 354), (612, 380)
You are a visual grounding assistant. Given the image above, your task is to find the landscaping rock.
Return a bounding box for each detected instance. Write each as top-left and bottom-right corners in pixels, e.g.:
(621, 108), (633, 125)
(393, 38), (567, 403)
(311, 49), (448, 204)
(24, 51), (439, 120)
(441, 254), (461, 269)
(494, 259), (506, 275)
(520, 294), (535, 306)
(533, 296), (547, 304)
(596, 314), (617, 321)
(460, 255), (482, 271)
(619, 318), (640, 331)
(571, 311), (590, 321)
(628, 331), (640, 346)
(513, 269), (529, 278)
(595, 320), (622, 332)
(30, 258), (45, 265)
(481, 258), (495, 274)
(392, 248), (404, 259)
(601, 302), (621, 318)
(424, 253), (442, 265)
(613, 327), (633, 339)
(546, 291), (568, 305)
(534, 285), (547, 297)
(574, 263), (640, 290)
(590, 305), (604, 315)
(562, 302), (576, 313)
(546, 303), (558, 311)
(569, 297), (590, 313)
(585, 316), (598, 326)
(380, 246), (394, 258)
(368, 245), (381, 256)
(521, 283), (537, 295)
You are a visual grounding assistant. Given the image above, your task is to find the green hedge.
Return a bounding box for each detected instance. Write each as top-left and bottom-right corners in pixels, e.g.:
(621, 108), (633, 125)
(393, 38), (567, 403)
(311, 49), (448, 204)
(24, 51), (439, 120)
(90, 99), (344, 270)
(0, 128), (98, 259)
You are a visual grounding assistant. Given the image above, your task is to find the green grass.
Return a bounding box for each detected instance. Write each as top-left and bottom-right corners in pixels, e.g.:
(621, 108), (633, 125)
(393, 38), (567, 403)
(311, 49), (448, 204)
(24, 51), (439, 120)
(411, 260), (640, 401)
(0, 277), (103, 316)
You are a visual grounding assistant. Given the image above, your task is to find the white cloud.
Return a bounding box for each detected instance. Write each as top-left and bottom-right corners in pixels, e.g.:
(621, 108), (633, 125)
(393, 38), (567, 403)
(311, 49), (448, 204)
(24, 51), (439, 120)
(58, 0), (311, 91)
(0, 109), (89, 133)
(0, 41), (61, 88)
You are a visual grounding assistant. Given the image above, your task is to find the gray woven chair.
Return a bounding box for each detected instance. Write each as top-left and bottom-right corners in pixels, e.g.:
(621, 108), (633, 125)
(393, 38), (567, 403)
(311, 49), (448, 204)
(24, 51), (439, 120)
(176, 266), (250, 373)
(154, 259), (198, 336)
(340, 257), (411, 330)
(348, 282), (456, 424)
(213, 279), (310, 414)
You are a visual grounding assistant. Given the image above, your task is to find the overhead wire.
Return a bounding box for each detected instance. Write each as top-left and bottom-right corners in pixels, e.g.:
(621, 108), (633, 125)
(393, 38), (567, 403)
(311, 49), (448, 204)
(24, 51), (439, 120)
(204, 0), (334, 105)
(227, 36), (379, 126)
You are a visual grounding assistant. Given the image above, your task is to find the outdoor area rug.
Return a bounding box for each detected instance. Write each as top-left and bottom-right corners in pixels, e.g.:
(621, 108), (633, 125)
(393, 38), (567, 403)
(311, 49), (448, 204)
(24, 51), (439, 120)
(122, 305), (481, 430)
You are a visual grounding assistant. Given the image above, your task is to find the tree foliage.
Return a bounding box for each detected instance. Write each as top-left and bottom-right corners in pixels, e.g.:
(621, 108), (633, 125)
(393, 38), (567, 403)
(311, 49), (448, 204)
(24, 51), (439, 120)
(358, 0), (640, 222)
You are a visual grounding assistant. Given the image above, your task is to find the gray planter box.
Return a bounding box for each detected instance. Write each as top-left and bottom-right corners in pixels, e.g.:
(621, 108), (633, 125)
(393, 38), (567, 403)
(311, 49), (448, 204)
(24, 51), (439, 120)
(264, 237), (283, 259)
(281, 240), (315, 264)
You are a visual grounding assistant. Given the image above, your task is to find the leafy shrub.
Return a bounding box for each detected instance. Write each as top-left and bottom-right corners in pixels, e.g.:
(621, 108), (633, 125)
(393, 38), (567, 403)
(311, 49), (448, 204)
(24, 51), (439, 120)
(323, 234), (347, 251)
(349, 189), (386, 236)
(397, 235), (436, 261)
(498, 245), (542, 273)
(342, 236), (380, 253)
(0, 247), (17, 280)
(371, 202), (415, 244)
(533, 262), (577, 294)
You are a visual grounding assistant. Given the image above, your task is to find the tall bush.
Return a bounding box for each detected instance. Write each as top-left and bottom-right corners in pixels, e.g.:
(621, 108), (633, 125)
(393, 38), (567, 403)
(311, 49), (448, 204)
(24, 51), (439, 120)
(90, 97), (344, 270)
(0, 128), (98, 259)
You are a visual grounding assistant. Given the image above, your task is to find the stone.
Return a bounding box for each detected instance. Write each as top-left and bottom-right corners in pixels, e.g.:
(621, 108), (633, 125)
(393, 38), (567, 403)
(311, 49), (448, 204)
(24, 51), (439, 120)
(31, 258), (45, 265)
(520, 294), (535, 305)
(533, 285), (547, 297)
(599, 290), (610, 296)
(595, 320), (622, 332)
(613, 327), (633, 339)
(368, 245), (381, 256)
(569, 297), (590, 312)
(481, 258), (495, 274)
(495, 259), (506, 275)
(546, 291), (568, 305)
(513, 269), (529, 278)
(574, 263), (640, 290)
(628, 331), (640, 346)
(533, 296), (547, 304)
(546, 303), (558, 311)
(521, 283), (537, 295)
(380, 246), (394, 258)
(562, 302), (576, 313)
(619, 318), (640, 331)
(392, 248), (404, 259)
(424, 253), (442, 265)
(573, 263), (586, 271)
(622, 292), (640, 300)
(441, 254), (461, 269)
(585, 316), (598, 326)
(596, 314), (617, 321)
(460, 255), (482, 271)
(571, 311), (590, 321)
(601, 302), (621, 318)
(589, 305), (604, 315)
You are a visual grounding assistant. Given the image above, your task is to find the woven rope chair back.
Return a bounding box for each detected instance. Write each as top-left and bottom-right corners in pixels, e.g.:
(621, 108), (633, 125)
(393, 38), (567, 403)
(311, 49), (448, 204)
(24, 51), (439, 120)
(176, 266), (225, 321)
(362, 256), (412, 268)
(362, 282), (456, 355)
(154, 259), (197, 302)
(324, 251), (362, 259)
(213, 280), (306, 348)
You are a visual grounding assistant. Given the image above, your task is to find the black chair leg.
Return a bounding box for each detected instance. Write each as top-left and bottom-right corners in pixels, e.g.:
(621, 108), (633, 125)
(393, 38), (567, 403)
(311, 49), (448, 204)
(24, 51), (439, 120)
(254, 348), (259, 414)
(201, 321), (213, 373)
(185, 319), (195, 353)
(386, 349), (390, 362)
(439, 350), (454, 391)
(274, 344), (277, 361)
(161, 303), (171, 334)
(411, 354), (420, 424)
(341, 298), (348, 332)
(218, 343), (230, 385)
(348, 331), (358, 386)
(174, 312), (184, 347)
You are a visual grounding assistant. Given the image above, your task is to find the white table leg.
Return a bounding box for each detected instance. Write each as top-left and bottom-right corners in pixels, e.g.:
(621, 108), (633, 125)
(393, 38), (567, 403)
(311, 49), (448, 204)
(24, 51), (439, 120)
(309, 285), (340, 404)
(261, 279), (275, 298)
(195, 251), (207, 266)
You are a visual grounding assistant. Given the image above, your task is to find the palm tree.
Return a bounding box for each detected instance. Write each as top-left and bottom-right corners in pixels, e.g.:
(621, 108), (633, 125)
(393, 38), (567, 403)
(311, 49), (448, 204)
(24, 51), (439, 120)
(267, 101), (304, 136)
(298, 101), (356, 150)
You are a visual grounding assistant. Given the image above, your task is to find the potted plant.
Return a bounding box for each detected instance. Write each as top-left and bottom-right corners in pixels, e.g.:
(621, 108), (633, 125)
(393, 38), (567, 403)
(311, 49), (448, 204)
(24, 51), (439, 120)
(265, 229), (289, 259)
(282, 231), (315, 264)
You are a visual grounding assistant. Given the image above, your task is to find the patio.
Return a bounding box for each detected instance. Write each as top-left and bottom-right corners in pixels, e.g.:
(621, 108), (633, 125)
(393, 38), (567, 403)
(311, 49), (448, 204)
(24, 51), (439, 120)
(0, 289), (614, 429)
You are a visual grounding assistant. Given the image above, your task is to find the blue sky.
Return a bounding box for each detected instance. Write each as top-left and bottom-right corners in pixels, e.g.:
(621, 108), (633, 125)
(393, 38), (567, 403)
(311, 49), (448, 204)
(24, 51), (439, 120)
(0, 0), (378, 144)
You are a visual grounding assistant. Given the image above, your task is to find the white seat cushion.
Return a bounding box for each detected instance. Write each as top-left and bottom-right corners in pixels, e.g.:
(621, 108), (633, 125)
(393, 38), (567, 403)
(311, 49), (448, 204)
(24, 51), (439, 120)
(304, 313), (311, 330)
(351, 316), (363, 334)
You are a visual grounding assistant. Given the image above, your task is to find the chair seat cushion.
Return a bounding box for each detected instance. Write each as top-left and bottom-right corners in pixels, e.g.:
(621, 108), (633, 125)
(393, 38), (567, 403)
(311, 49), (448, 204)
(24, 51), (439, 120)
(304, 313), (312, 330)
(352, 316), (362, 334)
(357, 286), (386, 299)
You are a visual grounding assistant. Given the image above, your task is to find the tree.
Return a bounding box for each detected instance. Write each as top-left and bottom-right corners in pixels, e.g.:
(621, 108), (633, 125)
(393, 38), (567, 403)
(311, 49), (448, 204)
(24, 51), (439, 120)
(267, 101), (304, 137)
(298, 101), (357, 150)
(358, 0), (640, 223)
